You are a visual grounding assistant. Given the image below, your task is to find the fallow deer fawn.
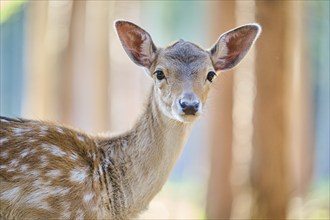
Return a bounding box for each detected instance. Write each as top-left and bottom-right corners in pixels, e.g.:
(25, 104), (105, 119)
(0, 20), (261, 219)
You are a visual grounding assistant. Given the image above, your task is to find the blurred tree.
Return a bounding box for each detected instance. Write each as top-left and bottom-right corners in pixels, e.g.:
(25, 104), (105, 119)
(206, 1), (235, 219)
(250, 1), (313, 218)
(25, 1), (110, 133)
(251, 1), (290, 218)
(62, 0), (110, 132)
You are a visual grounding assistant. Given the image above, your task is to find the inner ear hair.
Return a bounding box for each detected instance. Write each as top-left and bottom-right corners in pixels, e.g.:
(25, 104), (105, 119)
(210, 23), (261, 71)
(115, 20), (157, 68)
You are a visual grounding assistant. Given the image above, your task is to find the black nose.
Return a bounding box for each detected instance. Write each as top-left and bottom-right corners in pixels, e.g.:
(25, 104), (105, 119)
(179, 99), (200, 115)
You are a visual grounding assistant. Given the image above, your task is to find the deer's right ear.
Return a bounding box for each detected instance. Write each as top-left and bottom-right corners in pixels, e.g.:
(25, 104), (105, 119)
(115, 20), (157, 69)
(208, 24), (261, 71)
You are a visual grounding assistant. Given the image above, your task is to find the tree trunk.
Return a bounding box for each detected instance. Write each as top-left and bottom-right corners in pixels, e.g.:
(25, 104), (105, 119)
(251, 1), (290, 218)
(206, 1), (236, 219)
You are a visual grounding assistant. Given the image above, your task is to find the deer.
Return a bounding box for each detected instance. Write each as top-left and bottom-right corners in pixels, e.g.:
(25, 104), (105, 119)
(0, 20), (261, 219)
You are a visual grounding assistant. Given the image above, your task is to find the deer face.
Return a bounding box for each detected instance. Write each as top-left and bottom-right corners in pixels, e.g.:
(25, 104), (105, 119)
(151, 41), (214, 122)
(115, 21), (261, 123)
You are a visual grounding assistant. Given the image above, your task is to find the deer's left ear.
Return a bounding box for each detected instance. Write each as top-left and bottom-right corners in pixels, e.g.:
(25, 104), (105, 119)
(209, 24), (261, 71)
(115, 20), (157, 69)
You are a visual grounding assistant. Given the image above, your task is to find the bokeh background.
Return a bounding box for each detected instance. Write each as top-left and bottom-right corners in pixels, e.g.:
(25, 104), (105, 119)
(1, 1), (329, 219)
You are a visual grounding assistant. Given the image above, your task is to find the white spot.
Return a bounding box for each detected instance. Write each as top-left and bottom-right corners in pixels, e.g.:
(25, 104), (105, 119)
(0, 151), (9, 159)
(61, 202), (71, 218)
(11, 175), (22, 180)
(52, 186), (70, 196)
(0, 165), (7, 169)
(30, 170), (40, 177)
(69, 153), (78, 161)
(45, 169), (61, 178)
(42, 143), (66, 157)
(19, 164), (29, 172)
(0, 137), (9, 145)
(0, 186), (21, 201)
(37, 202), (51, 210)
(91, 206), (98, 213)
(25, 186), (67, 209)
(28, 138), (36, 143)
(32, 179), (50, 188)
(29, 121), (40, 125)
(20, 148), (31, 158)
(21, 187), (48, 207)
(9, 159), (19, 167)
(39, 126), (48, 136)
(76, 208), (84, 220)
(32, 179), (42, 187)
(122, 139), (128, 148)
(62, 210), (71, 219)
(40, 155), (48, 167)
(40, 126), (48, 132)
(7, 168), (16, 172)
(77, 135), (85, 142)
(20, 192), (51, 210)
(56, 127), (65, 134)
(83, 192), (94, 202)
(70, 168), (88, 183)
(13, 127), (31, 135)
(0, 118), (10, 123)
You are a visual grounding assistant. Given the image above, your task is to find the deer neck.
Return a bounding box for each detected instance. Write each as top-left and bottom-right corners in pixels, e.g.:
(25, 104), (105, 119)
(98, 87), (193, 217)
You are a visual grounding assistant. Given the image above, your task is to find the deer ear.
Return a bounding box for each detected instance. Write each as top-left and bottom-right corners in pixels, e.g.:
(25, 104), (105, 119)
(209, 23), (261, 71)
(115, 20), (157, 68)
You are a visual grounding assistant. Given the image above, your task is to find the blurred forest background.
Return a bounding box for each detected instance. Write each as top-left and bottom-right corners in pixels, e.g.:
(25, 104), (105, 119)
(0, 1), (329, 219)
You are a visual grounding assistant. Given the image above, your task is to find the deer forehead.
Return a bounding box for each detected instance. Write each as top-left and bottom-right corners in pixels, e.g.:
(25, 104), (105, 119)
(155, 40), (212, 76)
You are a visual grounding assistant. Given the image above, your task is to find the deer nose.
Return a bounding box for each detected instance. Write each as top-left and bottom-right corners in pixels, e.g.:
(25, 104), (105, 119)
(179, 96), (200, 115)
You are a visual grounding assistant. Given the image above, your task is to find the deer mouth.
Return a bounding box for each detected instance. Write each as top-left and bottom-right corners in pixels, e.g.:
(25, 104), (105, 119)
(182, 114), (200, 123)
(172, 110), (201, 123)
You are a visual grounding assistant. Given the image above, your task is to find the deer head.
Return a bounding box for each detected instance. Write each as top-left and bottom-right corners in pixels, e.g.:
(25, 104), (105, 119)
(115, 20), (261, 123)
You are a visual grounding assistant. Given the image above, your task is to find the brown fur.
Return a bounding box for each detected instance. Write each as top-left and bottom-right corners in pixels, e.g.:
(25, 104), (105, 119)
(0, 21), (261, 219)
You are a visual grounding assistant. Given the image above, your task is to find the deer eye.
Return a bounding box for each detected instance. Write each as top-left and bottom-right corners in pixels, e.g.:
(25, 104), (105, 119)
(207, 71), (217, 82)
(154, 70), (166, 80)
